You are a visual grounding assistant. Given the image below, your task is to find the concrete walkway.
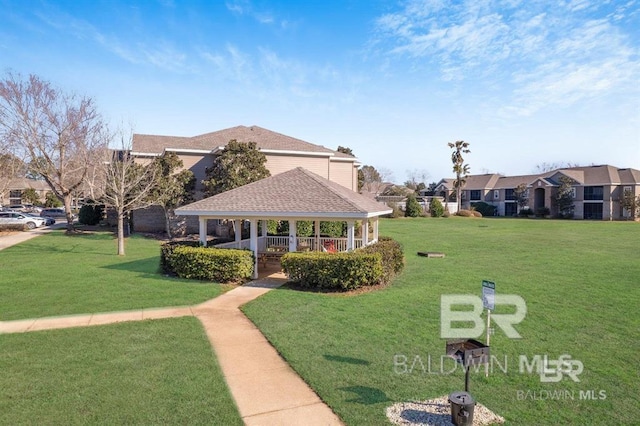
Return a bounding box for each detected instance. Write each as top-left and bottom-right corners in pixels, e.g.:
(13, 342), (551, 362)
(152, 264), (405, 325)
(0, 270), (343, 425)
(0, 222), (67, 251)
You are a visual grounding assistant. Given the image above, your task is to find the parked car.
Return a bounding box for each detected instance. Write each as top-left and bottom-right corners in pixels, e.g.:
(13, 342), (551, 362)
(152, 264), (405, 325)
(8, 204), (42, 213)
(24, 212), (55, 226)
(0, 211), (46, 229)
(40, 208), (74, 219)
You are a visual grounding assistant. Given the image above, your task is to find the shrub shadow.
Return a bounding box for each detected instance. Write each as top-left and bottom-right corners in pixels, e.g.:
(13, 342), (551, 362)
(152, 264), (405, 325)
(323, 354), (370, 365)
(339, 386), (390, 405)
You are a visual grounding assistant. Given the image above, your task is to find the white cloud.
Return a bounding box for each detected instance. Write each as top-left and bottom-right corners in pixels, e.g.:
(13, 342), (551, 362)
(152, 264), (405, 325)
(374, 0), (640, 116)
(33, 8), (194, 73)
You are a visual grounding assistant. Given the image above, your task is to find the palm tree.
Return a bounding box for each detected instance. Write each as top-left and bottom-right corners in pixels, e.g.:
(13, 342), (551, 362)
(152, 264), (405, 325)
(447, 140), (471, 212)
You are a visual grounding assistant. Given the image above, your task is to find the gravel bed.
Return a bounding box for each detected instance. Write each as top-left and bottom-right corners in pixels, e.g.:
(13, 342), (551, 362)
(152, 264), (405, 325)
(386, 395), (504, 426)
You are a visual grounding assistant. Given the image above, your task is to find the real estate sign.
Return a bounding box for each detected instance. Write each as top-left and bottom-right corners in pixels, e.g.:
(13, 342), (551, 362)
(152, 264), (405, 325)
(482, 280), (495, 310)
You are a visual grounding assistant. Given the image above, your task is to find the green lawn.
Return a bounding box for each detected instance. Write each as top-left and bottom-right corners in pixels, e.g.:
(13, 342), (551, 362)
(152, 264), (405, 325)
(243, 218), (640, 425)
(0, 231), (227, 320)
(0, 317), (242, 425)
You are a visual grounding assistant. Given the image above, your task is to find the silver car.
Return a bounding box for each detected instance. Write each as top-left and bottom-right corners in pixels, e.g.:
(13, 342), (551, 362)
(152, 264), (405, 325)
(0, 211), (47, 229)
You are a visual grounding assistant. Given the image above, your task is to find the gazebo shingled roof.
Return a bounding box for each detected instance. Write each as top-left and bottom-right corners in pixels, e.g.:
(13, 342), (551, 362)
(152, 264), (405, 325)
(176, 167), (391, 219)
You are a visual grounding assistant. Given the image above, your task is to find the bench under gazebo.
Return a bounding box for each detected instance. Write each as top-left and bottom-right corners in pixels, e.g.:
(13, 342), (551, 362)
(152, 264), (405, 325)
(175, 167), (392, 279)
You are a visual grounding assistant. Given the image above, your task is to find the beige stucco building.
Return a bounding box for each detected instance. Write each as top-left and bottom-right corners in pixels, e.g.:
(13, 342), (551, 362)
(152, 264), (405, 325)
(429, 165), (640, 220)
(131, 125), (361, 233)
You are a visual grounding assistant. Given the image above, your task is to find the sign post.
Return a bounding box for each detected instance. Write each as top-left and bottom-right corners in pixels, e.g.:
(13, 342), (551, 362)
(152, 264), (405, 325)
(482, 280), (495, 377)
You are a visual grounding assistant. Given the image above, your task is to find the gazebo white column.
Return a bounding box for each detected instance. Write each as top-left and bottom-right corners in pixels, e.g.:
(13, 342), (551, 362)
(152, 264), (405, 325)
(199, 217), (208, 246)
(250, 219), (258, 279)
(314, 219), (320, 251)
(362, 219), (369, 246)
(288, 220), (297, 252)
(346, 220), (355, 251)
(260, 219), (267, 251)
(372, 217), (379, 242)
(234, 219), (242, 246)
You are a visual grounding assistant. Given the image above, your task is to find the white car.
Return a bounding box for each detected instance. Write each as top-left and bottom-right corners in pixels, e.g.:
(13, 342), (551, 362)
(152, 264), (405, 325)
(0, 211), (47, 230)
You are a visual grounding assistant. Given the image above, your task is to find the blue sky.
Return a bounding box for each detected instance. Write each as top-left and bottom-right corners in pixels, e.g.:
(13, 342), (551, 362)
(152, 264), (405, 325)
(1, 0), (638, 183)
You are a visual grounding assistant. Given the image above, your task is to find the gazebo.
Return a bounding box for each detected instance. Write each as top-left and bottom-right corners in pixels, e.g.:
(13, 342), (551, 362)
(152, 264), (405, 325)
(175, 167), (392, 279)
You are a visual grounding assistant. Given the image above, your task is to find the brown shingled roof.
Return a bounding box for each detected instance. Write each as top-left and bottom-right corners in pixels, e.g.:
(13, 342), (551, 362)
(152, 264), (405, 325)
(132, 125), (352, 158)
(176, 167), (391, 219)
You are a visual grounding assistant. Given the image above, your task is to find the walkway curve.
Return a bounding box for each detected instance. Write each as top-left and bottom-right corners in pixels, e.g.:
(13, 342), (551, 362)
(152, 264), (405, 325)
(0, 272), (342, 424)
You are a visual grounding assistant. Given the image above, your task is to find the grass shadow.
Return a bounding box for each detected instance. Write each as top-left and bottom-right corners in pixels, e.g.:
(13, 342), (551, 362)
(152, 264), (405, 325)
(101, 257), (162, 278)
(339, 386), (391, 405)
(323, 354), (370, 365)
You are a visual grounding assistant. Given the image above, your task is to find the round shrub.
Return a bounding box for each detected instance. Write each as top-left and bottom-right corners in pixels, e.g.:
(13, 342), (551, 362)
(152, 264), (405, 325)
(404, 194), (422, 217)
(78, 202), (104, 225)
(518, 208), (533, 217)
(360, 236), (404, 284)
(429, 198), (445, 217)
(456, 209), (475, 217)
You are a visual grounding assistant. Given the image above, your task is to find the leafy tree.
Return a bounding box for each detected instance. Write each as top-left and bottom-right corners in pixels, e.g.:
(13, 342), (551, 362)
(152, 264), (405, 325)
(357, 168), (364, 192)
(296, 221), (314, 237)
(404, 193), (422, 217)
(203, 140), (270, 196)
(0, 72), (108, 233)
(514, 183), (529, 212)
(320, 221), (344, 237)
(555, 176), (575, 218)
(360, 165), (382, 193)
(620, 189), (639, 219)
(150, 152), (196, 239)
(447, 140), (471, 213)
(422, 182), (438, 196)
(429, 197), (445, 217)
(45, 192), (63, 207)
(336, 146), (354, 156)
(21, 188), (41, 205)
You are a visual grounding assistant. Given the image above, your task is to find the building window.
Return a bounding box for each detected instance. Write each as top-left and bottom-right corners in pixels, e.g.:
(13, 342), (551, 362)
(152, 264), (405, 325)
(584, 203), (603, 220)
(505, 189), (515, 200)
(470, 190), (481, 201)
(9, 190), (22, 204)
(584, 186), (603, 200)
(505, 203), (517, 216)
(494, 190), (499, 200)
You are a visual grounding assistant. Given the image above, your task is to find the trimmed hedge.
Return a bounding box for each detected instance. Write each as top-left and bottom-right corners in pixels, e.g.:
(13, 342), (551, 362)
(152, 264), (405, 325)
(456, 209), (482, 217)
(160, 241), (253, 282)
(160, 241), (202, 274)
(359, 236), (404, 284)
(0, 224), (28, 231)
(281, 237), (405, 291)
(471, 201), (496, 217)
(282, 251), (383, 290)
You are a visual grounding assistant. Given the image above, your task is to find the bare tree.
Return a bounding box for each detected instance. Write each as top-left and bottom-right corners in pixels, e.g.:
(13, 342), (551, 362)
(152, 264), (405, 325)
(405, 168), (430, 192)
(100, 133), (159, 255)
(0, 72), (109, 232)
(534, 161), (582, 173)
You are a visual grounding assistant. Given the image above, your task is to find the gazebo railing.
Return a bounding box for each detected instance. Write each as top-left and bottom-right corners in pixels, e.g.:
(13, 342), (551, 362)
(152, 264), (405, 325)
(214, 236), (365, 252)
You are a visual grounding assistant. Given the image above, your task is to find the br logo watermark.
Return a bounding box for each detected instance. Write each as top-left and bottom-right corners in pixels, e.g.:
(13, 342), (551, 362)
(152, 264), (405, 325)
(440, 295), (527, 339)
(520, 354), (583, 383)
